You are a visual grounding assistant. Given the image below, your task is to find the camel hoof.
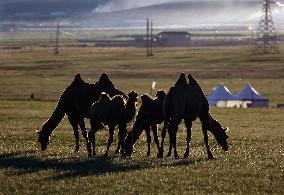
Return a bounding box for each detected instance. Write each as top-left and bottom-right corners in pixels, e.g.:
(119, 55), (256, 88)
(166, 153), (172, 157)
(75, 147), (79, 152)
(157, 152), (163, 158)
(183, 152), (189, 159)
(208, 155), (215, 160)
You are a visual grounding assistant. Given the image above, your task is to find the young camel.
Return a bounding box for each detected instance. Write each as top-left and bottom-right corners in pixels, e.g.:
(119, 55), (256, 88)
(88, 91), (138, 157)
(124, 91), (166, 157)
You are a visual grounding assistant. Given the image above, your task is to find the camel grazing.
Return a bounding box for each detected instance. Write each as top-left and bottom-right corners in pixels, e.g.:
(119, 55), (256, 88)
(88, 91), (138, 157)
(37, 73), (126, 155)
(124, 91), (166, 157)
(158, 73), (229, 159)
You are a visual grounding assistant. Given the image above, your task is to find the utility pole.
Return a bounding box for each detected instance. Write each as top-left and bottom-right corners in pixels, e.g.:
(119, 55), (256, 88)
(146, 18), (154, 57)
(54, 22), (60, 55)
(149, 21), (154, 56)
(253, 0), (279, 54)
(146, 18), (150, 57)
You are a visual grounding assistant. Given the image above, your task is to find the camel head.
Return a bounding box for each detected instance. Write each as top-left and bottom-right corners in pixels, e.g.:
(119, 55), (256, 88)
(156, 90), (166, 100)
(127, 91), (138, 102)
(36, 128), (51, 151)
(124, 131), (135, 156)
(208, 116), (229, 151)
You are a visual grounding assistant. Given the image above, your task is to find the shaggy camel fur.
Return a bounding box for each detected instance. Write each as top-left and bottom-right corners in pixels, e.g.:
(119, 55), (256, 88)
(37, 73), (126, 154)
(89, 91), (138, 157)
(124, 91), (166, 157)
(158, 73), (229, 159)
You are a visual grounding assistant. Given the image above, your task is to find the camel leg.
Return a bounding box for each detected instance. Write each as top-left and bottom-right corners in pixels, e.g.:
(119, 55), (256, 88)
(169, 119), (181, 159)
(184, 120), (192, 158)
(202, 124), (214, 159)
(115, 131), (121, 154)
(68, 114), (80, 152)
(89, 119), (98, 157)
(157, 124), (167, 158)
(78, 118), (92, 157)
(145, 125), (151, 156)
(151, 125), (161, 154)
(118, 123), (127, 157)
(166, 120), (174, 157)
(104, 125), (115, 158)
(88, 129), (96, 157)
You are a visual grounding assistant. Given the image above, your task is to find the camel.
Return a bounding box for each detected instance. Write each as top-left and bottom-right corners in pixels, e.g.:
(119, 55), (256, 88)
(158, 73), (229, 159)
(124, 91), (166, 157)
(37, 73), (126, 155)
(88, 91), (138, 157)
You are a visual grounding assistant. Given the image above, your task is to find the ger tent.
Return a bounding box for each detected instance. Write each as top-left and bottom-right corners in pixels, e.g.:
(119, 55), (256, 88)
(207, 83), (241, 107)
(235, 83), (269, 108)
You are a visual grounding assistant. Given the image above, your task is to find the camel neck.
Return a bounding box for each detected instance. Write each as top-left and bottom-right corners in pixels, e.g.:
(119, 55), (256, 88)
(125, 98), (137, 122)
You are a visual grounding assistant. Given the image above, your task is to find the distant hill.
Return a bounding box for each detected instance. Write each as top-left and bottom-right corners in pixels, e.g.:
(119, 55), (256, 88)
(0, 0), (103, 20)
(1, 0), (283, 29)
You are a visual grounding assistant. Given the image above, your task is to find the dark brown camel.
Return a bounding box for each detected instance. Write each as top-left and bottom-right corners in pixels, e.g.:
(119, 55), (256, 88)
(37, 73), (126, 155)
(124, 91), (166, 157)
(88, 91), (138, 157)
(158, 73), (229, 159)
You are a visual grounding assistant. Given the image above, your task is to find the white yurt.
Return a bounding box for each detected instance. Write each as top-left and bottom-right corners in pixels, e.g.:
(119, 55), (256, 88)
(207, 83), (242, 107)
(234, 83), (269, 108)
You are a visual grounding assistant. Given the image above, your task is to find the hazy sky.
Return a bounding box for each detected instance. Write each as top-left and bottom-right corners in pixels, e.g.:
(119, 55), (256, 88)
(1, 0), (283, 29)
(93, 0), (258, 13)
(94, 0), (185, 12)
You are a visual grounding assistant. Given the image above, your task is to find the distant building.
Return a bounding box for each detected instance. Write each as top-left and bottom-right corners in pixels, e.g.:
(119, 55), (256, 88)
(154, 31), (191, 47)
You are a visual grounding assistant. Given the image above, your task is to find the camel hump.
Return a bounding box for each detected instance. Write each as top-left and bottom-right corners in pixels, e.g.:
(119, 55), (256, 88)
(71, 74), (85, 86)
(98, 73), (115, 87)
(99, 92), (111, 103)
(175, 72), (187, 87)
(112, 95), (125, 105)
(141, 95), (153, 105)
(187, 74), (199, 87)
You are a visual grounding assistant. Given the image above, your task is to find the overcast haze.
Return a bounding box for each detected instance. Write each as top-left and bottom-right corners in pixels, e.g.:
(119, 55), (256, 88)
(1, 0), (284, 29)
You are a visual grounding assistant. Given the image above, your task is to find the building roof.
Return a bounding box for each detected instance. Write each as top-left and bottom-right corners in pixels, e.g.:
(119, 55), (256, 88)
(157, 31), (190, 36)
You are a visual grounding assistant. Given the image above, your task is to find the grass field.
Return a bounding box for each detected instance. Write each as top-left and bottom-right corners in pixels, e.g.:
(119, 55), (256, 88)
(0, 44), (284, 194)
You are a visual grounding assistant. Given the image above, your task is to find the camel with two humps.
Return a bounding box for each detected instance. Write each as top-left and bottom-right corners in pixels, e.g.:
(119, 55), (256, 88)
(158, 73), (229, 159)
(37, 73), (126, 155)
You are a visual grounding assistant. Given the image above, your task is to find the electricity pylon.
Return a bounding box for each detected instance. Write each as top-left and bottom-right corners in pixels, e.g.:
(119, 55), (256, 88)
(254, 0), (279, 54)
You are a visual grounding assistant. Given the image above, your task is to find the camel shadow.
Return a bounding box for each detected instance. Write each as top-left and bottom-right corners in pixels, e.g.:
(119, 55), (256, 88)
(0, 150), (203, 181)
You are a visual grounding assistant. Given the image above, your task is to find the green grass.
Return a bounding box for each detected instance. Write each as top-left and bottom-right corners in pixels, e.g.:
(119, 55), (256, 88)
(0, 44), (284, 194)
(0, 101), (283, 194)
